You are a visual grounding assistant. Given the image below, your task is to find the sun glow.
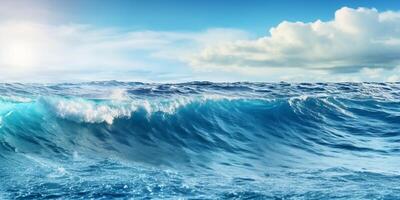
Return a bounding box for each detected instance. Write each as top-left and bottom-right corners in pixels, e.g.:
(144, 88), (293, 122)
(0, 22), (46, 72)
(2, 42), (38, 70)
(0, 37), (38, 73)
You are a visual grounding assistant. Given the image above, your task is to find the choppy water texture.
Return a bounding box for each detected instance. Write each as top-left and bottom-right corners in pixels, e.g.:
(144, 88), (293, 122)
(0, 81), (400, 199)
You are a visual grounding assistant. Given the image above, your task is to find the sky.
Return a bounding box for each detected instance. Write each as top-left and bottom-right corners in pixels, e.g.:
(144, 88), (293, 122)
(0, 0), (400, 82)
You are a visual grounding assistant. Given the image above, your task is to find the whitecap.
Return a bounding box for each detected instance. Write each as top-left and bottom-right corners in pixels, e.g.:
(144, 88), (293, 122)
(41, 97), (136, 124)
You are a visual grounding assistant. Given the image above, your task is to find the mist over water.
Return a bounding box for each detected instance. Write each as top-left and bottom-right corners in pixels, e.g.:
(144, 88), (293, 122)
(0, 81), (400, 199)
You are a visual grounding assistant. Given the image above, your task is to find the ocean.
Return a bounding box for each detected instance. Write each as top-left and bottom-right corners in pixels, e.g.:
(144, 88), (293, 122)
(0, 81), (399, 199)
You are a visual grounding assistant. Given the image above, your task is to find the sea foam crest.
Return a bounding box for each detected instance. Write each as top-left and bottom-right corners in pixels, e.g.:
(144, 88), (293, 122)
(41, 96), (197, 124)
(42, 94), (245, 124)
(51, 98), (135, 124)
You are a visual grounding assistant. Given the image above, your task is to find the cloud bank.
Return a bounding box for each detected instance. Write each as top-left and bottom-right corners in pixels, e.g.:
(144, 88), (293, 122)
(192, 7), (400, 81)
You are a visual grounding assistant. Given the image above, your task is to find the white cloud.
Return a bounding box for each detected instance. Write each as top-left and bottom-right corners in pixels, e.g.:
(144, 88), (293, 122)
(387, 75), (400, 82)
(0, 20), (248, 82)
(192, 7), (400, 79)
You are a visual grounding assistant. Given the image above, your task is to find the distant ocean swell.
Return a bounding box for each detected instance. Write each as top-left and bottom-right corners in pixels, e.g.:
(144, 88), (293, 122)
(0, 82), (400, 199)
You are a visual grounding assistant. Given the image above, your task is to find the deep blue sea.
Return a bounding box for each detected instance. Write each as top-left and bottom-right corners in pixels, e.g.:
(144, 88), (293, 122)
(0, 81), (399, 199)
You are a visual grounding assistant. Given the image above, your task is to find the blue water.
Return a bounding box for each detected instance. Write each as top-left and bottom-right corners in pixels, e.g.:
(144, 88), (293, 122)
(0, 81), (399, 199)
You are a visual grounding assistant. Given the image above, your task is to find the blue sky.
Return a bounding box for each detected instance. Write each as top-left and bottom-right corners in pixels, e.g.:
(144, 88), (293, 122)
(56, 1), (398, 30)
(42, 0), (400, 34)
(0, 0), (400, 82)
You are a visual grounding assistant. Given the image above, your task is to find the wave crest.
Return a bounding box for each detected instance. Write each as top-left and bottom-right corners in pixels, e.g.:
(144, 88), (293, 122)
(47, 98), (134, 124)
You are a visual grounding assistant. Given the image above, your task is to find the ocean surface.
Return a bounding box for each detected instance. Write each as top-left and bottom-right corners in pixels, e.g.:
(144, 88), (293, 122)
(0, 81), (399, 199)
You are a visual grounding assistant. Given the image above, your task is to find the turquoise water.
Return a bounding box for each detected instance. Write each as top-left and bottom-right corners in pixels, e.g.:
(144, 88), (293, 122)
(0, 82), (400, 199)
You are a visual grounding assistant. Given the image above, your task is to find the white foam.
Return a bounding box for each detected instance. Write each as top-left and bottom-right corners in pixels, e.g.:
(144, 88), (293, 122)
(321, 98), (356, 118)
(42, 94), (246, 124)
(110, 89), (129, 101)
(0, 96), (32, 103)
(47, 98), (135, 124)
(155, 97), (193, 114)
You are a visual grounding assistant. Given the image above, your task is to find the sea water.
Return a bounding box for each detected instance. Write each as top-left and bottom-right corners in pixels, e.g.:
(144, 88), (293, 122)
(0, 81), (399, 199)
